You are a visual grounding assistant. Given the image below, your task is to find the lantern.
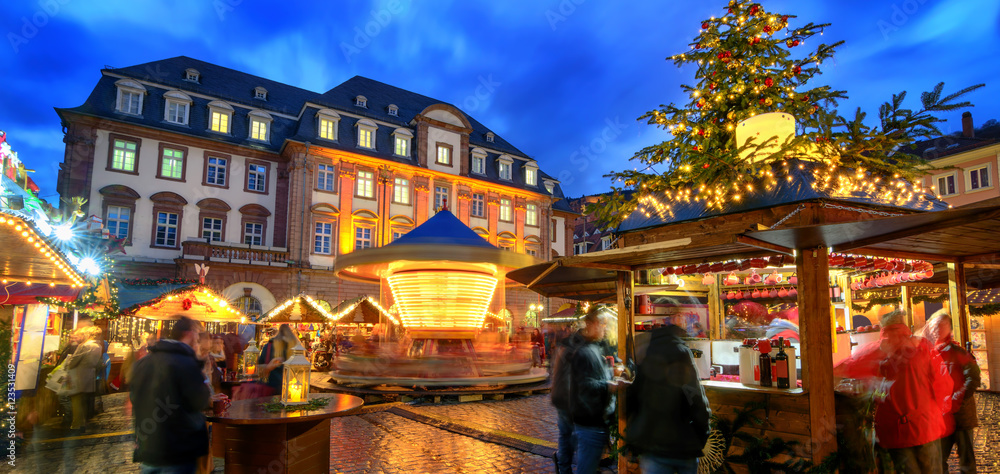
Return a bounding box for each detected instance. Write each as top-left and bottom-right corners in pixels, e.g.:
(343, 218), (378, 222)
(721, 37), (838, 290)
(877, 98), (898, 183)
(242, 339), (261, 379)
(281, 342), (311, 405)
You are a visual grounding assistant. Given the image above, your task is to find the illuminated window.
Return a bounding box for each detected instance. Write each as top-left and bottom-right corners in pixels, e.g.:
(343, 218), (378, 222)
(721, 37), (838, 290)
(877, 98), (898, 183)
(318, 110), (340, 140)
(471, 151), (486, 174)
(526, 203), (538, 226)
(436, 143), (452, 165)
(394, 178), (410, 204)
(250, 116), (269, 141)
(525, 236), (541, 257)
(244, 222), (263, 245)
(111, 139), (138, 172)
(155, 212), (179, 247)
(317, 164), (336, 191)
(471, 193), (485, 217)
(314, 222), (333, 254)
(498, 156), (513, 180)
(395, 136), (409, 156)
(355, 227), (372, 249)
(525, 164), (538, 186)
(159, 147), (185, 180)
(106, 206), (130, 240)
(358, 129), (372, 148)
(356, 170), (374, 198)
(500, 198), (512, 222)
(202, 217), (223, 242)
(210, 110), (229, 133)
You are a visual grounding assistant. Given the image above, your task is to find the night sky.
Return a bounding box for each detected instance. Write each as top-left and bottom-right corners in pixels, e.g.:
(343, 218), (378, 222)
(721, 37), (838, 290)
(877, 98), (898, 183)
(2, 0), (997, 202)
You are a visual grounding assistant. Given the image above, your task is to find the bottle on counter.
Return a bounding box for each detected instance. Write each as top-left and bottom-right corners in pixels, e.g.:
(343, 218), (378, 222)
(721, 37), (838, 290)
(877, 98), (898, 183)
(775, 336), (790, 389)
(757, 339), (772, 388)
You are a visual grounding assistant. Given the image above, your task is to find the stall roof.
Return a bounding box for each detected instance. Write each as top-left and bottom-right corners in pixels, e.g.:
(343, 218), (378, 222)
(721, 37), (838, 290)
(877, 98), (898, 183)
(122, 285), (245, 322)
(330, 295), (400, 325)
(0, 211), (86, 287)
(116, 280), (198, 310)
(259, 294), (337, 324)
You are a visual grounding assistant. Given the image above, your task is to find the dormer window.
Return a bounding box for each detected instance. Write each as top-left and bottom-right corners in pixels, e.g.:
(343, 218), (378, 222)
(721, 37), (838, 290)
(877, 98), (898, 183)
(355, 118), (378, 149)
(392, 128), (413, 157)
(163, 90), (193, 125)
(317, 109), (341, 141)
(525, 162), (539, 186)
(114, 79), (146, 115)
(498, 154), (514, 181)
(207, 100), (233, 134)
(355, 95), (368, 108)
(543, 180), (556, 194)
(387, 104), (398, 116)
(254, 87), (268, 100)
(470, 148), (487, 175)
(248, 109), (273, 142)
(184, 68), (200, 83)
(485, 132), (495, 143)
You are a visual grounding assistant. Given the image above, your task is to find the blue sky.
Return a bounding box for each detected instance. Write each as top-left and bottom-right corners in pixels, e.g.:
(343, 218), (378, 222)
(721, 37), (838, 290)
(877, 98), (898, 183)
(2, 0), (997, 201)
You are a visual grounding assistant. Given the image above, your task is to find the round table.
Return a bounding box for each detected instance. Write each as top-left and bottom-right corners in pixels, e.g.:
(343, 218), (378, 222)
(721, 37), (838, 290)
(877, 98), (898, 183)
(207, 393), (363, 473)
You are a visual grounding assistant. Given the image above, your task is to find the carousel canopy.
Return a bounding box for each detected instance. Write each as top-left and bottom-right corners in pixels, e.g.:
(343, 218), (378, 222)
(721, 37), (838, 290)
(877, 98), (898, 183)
(259, 294), (338, 324)
(121, 284), (245, 322)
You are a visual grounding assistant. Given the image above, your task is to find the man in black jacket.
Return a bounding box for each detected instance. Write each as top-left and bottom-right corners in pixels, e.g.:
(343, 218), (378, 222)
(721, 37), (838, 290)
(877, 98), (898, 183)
(569, 307), (623, 474)
(130, 316), (211, 473)
(550, 328), (585, 474)
(625, 323), (711, 474)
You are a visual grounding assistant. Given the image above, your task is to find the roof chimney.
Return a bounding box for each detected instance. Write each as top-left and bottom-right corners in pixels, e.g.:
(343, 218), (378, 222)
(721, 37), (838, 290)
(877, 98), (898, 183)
(962, 111), (974, 138)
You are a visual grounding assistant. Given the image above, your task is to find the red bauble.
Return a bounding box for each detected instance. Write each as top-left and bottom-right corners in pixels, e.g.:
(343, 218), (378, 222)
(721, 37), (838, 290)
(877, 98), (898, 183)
(693, 146), (700, 151)
(702, 22), (710, 29)
(749, 5), (759, 15)
(759, 97), (767, 105)
(781, 15), (789, 22)
(764, 77), (774, 87)
(792, 40), (800, 47)
(793, 65), (802, 75)
(763, 25), (772, 34)
(801, 95), (810, 102)
(698, 129), (705, 136)
(702, 163), (710, 169)
(709, 83), (716, 90)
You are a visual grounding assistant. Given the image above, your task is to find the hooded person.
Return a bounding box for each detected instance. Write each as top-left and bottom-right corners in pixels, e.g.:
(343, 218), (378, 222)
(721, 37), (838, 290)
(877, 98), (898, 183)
(834, 310), (951, 473)
(626, 321), (711, 474)
(259, 324), (301, 392)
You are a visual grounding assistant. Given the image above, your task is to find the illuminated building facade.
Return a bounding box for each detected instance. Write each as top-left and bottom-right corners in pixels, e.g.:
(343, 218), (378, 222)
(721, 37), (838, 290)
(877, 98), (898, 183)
(55, 56), (576, 323)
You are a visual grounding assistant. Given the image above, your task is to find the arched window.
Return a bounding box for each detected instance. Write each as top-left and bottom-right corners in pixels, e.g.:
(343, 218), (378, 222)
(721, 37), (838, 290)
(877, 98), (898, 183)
(233, 295), (263, 321)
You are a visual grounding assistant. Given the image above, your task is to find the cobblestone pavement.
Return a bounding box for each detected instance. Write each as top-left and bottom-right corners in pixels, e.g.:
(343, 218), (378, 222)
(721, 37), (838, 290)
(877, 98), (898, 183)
(18, 390), (1000, 473)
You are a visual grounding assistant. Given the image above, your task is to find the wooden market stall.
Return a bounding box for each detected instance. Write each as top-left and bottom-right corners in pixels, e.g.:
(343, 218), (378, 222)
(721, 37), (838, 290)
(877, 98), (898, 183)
(511, 194), (1000, 470)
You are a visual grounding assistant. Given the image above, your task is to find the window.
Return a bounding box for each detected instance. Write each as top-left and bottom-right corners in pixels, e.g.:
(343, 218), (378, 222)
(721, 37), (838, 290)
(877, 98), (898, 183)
(314, 222), (333, 254)
(969, 166), (991, 191)
(355, 227), (372, 249)
(525, 237), (541, 257)
(355, 95), (367, 107)
(157, 145), (186, 181)
(474, 228), (490, 241)
(435, 186), (449, 211)
(485, 132), (495, 143)
(498, 232), (516, 252)
(164, 91), (192, 125)
(317, 164), (336, 192)
(471, 193), (485, 217)
(254, 87), (267, 100)
(250, 116), (269, 141)
(356, 119), (378, 149)
(525, 164), (538, 186)
(526, 203), (538, 226)
(601, 236), (612, 250)
(544, 180), (555, 194)
(392, 128), (413, 157)
(155, 212), (179, 247)
(937, 174), (957, 196)
(392, 231), (406, 241)
(387, 104), (398, 116)
(393, 178), (410, 204)
(471, 151), (486, 174)
(498, 156), (513, 180)
(206, 101), (233, 134)
(317, 109), (340, 141)
(436, 143), (453, 165)
(574, 242), (588, 255)
(114, 79), (145, 115)
(551, 219), (557, 242)
(233, 295), (263, 321)
(202, 217), (223, 242)
(185, 68), (200, 82)
(106, 205), (130, 240)
(204, 155), (228, 187)
(244, 222), (263, 245)
(246, 161), (268, 194)
(500, 198), (512, 222)
(356, 170), (374, 198)
(108, 135), (140, 173)
(209, 110), (229, 133)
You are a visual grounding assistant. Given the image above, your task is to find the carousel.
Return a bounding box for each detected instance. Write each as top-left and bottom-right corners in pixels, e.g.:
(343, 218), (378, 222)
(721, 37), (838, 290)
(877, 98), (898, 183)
(330, 208), (548, 386)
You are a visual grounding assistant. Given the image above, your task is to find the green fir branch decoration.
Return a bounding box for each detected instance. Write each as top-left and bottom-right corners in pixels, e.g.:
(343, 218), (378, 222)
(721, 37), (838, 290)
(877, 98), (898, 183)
(970, 304), (1000, 317)
(260, 396), (331, 413)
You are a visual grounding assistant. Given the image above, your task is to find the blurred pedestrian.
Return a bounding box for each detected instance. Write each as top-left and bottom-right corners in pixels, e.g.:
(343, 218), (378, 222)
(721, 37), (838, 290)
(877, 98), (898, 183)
(130, 316), (212, 473)
(835, 310), (951, 473)
(569, 307), (624, 474)
(626, 321), (710, 474)
(550, 321), (586, 474)
(259, 324), (301, 393)
(924, 311), (980, 473)
(65, 326), (102, 432)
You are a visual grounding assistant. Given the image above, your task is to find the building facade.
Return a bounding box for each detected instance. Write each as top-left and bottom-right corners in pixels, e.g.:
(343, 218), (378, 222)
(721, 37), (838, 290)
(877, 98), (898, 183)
(914, 112), (1000, 207)
(56, 56), (576, 323)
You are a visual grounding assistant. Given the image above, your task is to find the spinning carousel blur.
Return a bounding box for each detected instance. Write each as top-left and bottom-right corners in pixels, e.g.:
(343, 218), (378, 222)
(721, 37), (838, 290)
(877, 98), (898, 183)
(330, 208), (548, 387)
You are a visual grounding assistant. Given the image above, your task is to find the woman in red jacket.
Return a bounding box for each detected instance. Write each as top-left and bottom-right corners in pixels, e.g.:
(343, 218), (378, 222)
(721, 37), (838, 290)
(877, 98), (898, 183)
(834, 310), (951, 473)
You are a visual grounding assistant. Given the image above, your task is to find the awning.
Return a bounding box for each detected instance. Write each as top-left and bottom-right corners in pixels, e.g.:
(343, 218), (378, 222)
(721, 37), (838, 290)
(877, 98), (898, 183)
(0, 212), (86, 287)
(0, 283), (80, 305)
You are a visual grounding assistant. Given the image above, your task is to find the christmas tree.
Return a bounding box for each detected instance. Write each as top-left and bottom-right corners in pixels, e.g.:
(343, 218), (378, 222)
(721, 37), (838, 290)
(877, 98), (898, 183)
(593, 0), (982, 224)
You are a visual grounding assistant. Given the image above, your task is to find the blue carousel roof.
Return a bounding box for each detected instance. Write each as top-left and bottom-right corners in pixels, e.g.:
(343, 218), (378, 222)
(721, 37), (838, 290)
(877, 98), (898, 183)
(387, 208), (496, 249)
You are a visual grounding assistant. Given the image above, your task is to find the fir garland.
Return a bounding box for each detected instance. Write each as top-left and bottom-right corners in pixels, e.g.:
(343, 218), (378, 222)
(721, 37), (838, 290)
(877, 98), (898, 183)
(120, 278), (198, 286)
(970, 304), (1000, 317)
(260, 396), (331, 413)
(911, 293), (949, 305)
(851, 297), (899, 314)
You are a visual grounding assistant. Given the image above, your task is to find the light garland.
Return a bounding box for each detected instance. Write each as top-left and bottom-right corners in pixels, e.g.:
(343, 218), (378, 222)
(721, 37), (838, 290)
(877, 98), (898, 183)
(0, 213), (86, 286)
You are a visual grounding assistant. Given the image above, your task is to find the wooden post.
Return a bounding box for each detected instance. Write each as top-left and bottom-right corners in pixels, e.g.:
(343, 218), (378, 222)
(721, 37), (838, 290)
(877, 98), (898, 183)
(900, 285), (913, 328)
(947, 262), (969, 345)
(796, 246), (836, 464)
(616, 270), (634, 474)
(709, 274), (722, 339)
(841, 274), (854, 330)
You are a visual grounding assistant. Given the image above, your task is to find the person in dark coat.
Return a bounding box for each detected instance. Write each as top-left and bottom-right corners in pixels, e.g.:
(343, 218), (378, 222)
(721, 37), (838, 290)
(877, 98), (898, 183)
(130, 316), (212, 472)
(550, 327), (586, 474)
(568, 307), (624, 474)
(65, 326), (103, 431)
(626, 323), (711, 474)
(924, 311), (980, 473)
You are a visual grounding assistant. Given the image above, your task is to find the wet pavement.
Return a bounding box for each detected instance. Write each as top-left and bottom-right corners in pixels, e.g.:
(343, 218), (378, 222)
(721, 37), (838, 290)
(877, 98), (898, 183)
(14, 390), (1000, 473)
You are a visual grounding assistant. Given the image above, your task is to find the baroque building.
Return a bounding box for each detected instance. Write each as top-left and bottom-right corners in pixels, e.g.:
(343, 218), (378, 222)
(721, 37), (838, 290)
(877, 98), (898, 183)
(56, 56), (576, 322)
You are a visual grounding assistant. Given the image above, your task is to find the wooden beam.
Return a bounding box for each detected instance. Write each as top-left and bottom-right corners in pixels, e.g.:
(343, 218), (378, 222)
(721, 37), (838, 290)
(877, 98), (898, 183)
(796, 246), (837, 463)
(630, 251), (777, 271)
(615, 270), (634, 474)
(948, 262), (969, 345)
(901, 285), (914, 327)
(832, 209), (1000, 253)
(735, 235), (794, 255)
(850, 247), (956, 263)
(965, 263), (1000, 270)
(526, 262), (560, 288)
(960, 251), (1000, 263)
(570, 262), (634, 272)
(557, 237), (692, 267)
